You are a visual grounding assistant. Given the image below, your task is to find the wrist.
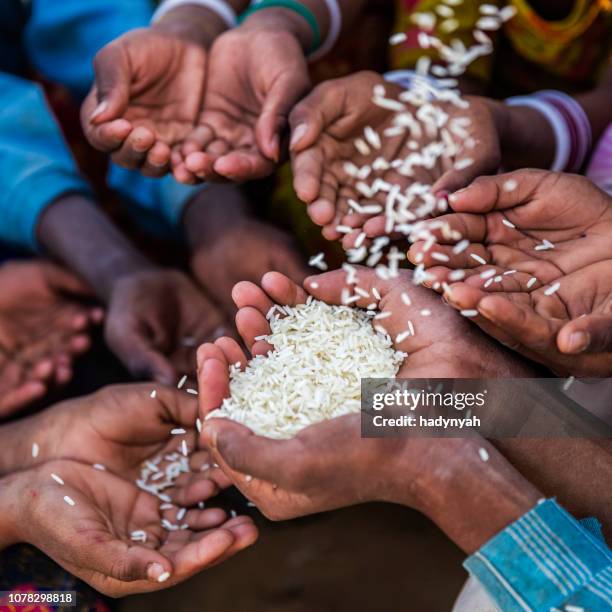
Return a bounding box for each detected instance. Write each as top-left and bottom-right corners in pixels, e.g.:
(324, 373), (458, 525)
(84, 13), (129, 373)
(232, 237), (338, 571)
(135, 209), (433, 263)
(153, 5), (228, 47)
(183, 184), (250, 251)
(0, 471), (27, 548)
(241, 8), (314, 53)
(403, 438), (541, 553)
(37, 194), (156, 302)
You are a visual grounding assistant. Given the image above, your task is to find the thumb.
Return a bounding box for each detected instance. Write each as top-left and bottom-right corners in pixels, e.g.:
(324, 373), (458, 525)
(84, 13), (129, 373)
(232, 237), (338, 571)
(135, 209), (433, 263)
(287, 80), (346, 153)
(432, 151), (499, 200)
(256, 70), (311, 162)
(558, 314), (612, 355)
(201, 418), (294, 482)
(97, 540), (174, 585)
(90, 44), (131, 124)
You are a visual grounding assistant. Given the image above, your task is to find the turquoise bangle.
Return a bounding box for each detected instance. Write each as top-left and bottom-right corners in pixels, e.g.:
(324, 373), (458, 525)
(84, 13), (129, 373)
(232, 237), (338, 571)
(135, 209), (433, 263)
(239, 0), (321, 55)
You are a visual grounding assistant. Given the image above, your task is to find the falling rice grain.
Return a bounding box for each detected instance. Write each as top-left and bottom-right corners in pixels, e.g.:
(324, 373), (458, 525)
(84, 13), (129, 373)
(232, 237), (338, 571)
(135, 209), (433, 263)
(478, 448), (489, 462)
(470, 253), (487, 265)
(177, 375), (187, 390)
(544, 282), (561, 296)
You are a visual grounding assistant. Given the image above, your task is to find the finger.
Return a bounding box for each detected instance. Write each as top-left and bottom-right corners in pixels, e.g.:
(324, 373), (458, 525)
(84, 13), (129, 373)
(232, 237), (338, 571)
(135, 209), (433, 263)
(86, 119), (133, 153)
(432, 149), (498, 196)
(202, 418), (297, 481)
(90, 45), (131, 123)
(196, 342), (229, 372)
(41, 264), (93, 297)
(170, 477), (222, 508)
(231, 281), (274, 314)
(182, 508), (228, 530)
(110, 126), (157, 169)
(172, 529), (235, 576)
(184, 152), (223, 182)
(476, 294), (557, 352)
(214, 337), (248, 369)
(288, 80), (345, 153)
(208, 517), (258, 565)
(141, 142), (172, 177)
(260, 272), (308, 306)
(197, 356), (230, 416)
(105, 323), (177, 385)
(213, 150), (275, 182)
(557, 315), (612, 355)
(235, 307), (272, 353)
(257, 71), (310, 161)
(292, 148), (325, 204)
(447, 170), (545, 214)
(0, 381), (46, 417)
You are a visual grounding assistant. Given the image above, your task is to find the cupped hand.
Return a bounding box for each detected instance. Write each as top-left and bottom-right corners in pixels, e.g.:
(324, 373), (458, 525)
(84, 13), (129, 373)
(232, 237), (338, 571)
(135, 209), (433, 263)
(176, 25), (310, 183)
(0, 261), (102, 414)
(81, 28), (207, 177)
(105, 269), (230, 384)
(8, 459), (256, 596)
(408, 170), (612, 376)
(288, 71), (501, 246)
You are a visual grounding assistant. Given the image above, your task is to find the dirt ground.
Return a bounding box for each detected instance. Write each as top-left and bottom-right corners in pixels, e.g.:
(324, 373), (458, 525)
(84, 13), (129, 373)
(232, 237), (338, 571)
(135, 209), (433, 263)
(120, 501), (467, 612)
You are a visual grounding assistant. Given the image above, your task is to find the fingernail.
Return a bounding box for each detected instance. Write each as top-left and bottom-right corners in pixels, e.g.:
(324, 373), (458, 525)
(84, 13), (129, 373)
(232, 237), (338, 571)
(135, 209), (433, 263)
(448, 188), (468, 203)
(147, 563), (169, 582)
(201, 424), (218, 449)
(90, 100), (108, 122)
(290, 124), (308, 150)
(435, 190), (449, 199)
(567, 331), (590, 354)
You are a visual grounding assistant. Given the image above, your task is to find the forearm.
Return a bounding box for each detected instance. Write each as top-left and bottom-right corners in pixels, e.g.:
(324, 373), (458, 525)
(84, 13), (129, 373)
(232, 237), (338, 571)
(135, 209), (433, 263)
(182, 184), (249, 251)
(154, 1), (250, 46)
(36, 194), (154, 302)
(389, 439), (541, 554)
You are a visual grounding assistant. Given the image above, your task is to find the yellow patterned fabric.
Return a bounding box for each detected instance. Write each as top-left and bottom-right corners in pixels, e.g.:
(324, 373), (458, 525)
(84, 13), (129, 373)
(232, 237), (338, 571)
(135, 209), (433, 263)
(391, 0), (612, 93)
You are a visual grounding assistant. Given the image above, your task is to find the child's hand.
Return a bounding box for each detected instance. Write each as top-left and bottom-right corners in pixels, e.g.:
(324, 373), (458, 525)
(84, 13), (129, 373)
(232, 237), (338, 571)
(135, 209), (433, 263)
(81, 28), (207, 177)
(105, 269), (230, 384)
(288, 72), (501, 248)
(0, 261), (101, 416)
(5, 384), (223, 486)
(176, 16), (310, 183)
(409, 170), (612, 376)
(3, 460), (256, 596)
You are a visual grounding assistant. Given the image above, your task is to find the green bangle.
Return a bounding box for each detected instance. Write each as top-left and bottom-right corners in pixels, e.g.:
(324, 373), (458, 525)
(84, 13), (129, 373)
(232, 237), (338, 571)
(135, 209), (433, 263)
(239, 0), (321, 55)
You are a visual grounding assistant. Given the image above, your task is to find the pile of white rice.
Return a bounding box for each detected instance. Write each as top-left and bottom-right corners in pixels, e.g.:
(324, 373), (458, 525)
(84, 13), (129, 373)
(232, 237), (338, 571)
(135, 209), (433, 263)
(208, 297), (405, 439)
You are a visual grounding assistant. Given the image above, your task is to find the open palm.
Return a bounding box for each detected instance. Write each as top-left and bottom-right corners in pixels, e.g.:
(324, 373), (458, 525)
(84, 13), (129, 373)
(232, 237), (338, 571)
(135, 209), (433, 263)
(176, 27), (309, 183)
(289, 71), (501, 249)
(18, 459), (256, 596)
(410, 170), (612, 376)
(82, 29), (206, 176)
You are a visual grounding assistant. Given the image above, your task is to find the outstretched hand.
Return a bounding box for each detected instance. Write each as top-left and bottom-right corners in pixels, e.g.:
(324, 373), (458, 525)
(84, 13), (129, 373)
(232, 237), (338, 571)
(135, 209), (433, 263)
(408, 170), (612, 376)
(175, 22), (310, 183)
(81, 28), (207, 177)
(7, 459), (256, 596)
(289, 71), (501, 247)
(0, 261), (101, 416)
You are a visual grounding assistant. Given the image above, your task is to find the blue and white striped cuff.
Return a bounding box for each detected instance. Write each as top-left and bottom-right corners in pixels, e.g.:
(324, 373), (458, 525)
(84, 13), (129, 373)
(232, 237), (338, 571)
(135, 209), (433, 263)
(464, 499), (612, 612)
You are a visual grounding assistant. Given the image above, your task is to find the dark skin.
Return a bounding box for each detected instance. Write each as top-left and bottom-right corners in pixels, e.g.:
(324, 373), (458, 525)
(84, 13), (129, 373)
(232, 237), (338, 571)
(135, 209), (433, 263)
(288, 71), (502, 246)
(0, 384), (257, 596)
(195, 270), (612, 550)
(0, 261), (101, 417)
(183, 184), (310, 318)
(80, 5), (235, 177)
(37, 194), (231, 385)
(194, 269), (542, 553)
(409, 169), (612, 376)
(177, 9), (312, 183)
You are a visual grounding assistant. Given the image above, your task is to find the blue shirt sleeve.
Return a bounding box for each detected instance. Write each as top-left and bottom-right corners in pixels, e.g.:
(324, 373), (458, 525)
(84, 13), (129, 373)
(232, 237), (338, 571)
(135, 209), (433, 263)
(0, 71), (92, 251)
(464, 498), (612, 611)
(24, 0), (153, 98)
